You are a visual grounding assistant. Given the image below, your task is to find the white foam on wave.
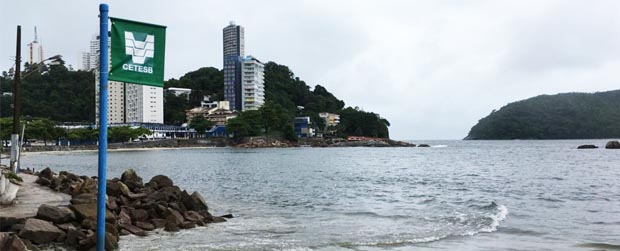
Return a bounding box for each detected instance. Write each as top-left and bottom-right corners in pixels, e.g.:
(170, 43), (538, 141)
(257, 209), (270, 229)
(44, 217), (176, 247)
(431, 145), (448, 148)
(346, 235), (448, 247)
(479, 204), (509, 233)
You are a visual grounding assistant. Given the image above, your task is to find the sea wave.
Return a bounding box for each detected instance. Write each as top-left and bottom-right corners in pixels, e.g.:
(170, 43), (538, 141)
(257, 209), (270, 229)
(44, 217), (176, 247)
(478, 204), (508, 233)
(336, 204), (509, 248)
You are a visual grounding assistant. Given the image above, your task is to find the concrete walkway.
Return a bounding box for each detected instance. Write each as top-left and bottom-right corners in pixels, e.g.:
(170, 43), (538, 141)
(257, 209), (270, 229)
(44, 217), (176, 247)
(0, 172), (71, 221)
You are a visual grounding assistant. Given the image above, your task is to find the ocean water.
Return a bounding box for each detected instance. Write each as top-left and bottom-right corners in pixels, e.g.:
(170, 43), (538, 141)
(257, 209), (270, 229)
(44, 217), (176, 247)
(21, 140), (620, 251)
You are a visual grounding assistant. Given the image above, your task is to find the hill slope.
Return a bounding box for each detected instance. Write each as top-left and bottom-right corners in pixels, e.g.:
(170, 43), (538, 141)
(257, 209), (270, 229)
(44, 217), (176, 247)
(466, 90), (620, 139)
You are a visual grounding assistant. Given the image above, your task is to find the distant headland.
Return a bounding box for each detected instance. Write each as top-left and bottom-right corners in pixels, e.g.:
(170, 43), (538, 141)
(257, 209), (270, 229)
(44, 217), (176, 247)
(466, 89), (620, 140)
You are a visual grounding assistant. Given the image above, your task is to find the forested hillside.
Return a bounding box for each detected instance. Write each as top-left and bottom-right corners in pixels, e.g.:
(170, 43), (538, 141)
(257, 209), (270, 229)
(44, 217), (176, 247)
(466, 90), (620, 139)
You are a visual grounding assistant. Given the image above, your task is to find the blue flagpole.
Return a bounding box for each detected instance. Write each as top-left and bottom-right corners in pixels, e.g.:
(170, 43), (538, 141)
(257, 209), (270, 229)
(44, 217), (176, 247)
(97, 3), (109, 251)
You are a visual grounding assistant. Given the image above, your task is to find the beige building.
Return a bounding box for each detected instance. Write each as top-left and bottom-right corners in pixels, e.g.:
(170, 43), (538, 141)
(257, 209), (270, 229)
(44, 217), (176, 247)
(319, 112), (340, 127)
(186, 101), (236, 126)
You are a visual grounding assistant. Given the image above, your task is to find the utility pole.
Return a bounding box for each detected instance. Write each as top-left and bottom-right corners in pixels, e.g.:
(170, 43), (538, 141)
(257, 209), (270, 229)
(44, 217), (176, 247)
(10, 25), (21, 173)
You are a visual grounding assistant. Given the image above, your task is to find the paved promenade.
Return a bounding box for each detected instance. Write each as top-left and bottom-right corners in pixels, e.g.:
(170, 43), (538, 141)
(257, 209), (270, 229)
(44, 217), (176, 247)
(0, 171), (71, 223)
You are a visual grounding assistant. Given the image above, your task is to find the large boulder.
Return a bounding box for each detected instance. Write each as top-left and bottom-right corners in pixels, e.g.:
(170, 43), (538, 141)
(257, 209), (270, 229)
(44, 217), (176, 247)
(106, 180), (125, 197)
(70, 193), (97, 204)
(605, 141), (620, 149)
(4, 235), (28, 251)
(165, 208), (184, 225)
(38, 167), (54, 180)
(36, 204), (75, 224)
(163, 222), (179, 232)
(72, 178), (98, 195)
(105, 232), (119, 250)
(69, 203), (115, 222)
(18, 218), (65, 244)
(135, 221), (155, 231)
(65, 228), (83, 247)
(119, 224), (146, 237)
(148, 175), (173, 189)
(120, 169), (143, 191)
(130, 209), (149, 222)
(181, 191), (209, 212)
(148, 186), (181, 202)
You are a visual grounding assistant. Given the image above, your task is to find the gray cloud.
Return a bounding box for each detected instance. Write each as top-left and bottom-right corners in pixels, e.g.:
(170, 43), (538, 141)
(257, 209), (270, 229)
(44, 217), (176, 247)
(2, 0), (619, 140)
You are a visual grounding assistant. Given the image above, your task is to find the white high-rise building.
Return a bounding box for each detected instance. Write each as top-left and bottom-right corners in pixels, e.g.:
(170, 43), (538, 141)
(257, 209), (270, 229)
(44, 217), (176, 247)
(125, 84), (164, 123)
(241, 56), (265, 111)
(90, 34), (164, 124)
(27, 26), (44, 65)
(80, 52), (91, 71)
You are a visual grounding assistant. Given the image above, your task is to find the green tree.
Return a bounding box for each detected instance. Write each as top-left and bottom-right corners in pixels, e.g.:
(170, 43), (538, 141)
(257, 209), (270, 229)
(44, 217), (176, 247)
(164, 67), (224, 107)
(226, 117), (252, 139)
(338, 107), (390, 138)
(189, 116), (214, 137)
(25, 118), (65, 146)
(164, 93), (191, 125)
(108, 127), (152, 143)
(259, 101), (292, 134)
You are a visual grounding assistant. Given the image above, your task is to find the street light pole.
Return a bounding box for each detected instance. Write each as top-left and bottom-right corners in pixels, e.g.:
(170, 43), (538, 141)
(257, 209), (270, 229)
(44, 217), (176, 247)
(10, 25), (21, 173)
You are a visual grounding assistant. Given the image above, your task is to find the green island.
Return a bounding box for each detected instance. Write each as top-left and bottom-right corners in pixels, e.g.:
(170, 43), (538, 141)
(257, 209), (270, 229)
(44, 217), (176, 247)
(466, 90), (620, 140)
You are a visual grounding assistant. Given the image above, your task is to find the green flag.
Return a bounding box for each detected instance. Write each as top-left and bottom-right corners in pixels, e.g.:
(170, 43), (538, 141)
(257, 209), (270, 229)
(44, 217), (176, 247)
(109, 17), (166, 87)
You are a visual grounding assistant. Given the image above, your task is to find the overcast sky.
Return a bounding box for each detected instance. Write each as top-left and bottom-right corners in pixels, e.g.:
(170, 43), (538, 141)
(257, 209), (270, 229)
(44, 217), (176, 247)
(1, 1), (619, 140)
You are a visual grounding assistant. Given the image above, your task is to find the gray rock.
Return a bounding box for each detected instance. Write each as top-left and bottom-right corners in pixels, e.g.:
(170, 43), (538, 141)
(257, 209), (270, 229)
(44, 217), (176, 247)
(150, 218), (167, 229)
(135, 221), (155, 231)
(130, 208), (149, 222)
(70, 193), (97, 205)
(181, 191), (209, 211)
(605, 140), (620, 149)
(5, 235), (28, 251)
(180, 221), (196, 229)
(212, 216), (227, 223)
(36, 204), (75, 224)
(105, 232), (119, 250)
(18, 218), (64, 244)
(148, 175), (173, 189)
(577, 144), (598, 149)
(120, 224), (147, 237)
(120, 169), (143, 191)
(163, 222), (179, 232)
(38, 168), (54, 180)
(165, 208), (184, 225)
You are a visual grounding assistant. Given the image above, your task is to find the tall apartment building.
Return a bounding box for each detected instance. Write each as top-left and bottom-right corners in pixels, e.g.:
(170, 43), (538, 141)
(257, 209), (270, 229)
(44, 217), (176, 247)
(27, 26), (44, 65)
(223, 21), (244, 111)
(80, 35), (101, 71)
(88, 34), (164, 124)
(241, 56), (265, 110)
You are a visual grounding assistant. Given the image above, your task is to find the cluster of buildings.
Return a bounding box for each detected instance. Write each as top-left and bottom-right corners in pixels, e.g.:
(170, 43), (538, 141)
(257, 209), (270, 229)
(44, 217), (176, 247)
(222, 21), (265, 111)
(81, 34), (164, 125)
(76, 21), (340, 139)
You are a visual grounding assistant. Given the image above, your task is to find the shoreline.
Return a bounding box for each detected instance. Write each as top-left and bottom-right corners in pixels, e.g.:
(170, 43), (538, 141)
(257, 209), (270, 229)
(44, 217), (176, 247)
(13, 137), (420, 155)
(0, 167), (230, 251)
(21, 146), (220, 156)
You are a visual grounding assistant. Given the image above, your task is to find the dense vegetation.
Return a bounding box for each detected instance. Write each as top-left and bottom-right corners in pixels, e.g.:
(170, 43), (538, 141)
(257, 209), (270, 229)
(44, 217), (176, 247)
(163, 67), (223, 125)
(162, 61), (390, 138)
(466, 90), (620, 139)
(226, 101), (297, 141)
(1, 57), (391, 139)
(0, 62), (95, 122)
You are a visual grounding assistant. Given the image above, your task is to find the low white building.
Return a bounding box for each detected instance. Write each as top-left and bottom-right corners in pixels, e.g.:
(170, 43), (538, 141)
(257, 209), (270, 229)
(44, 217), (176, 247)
(167, 87), (192, 98)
